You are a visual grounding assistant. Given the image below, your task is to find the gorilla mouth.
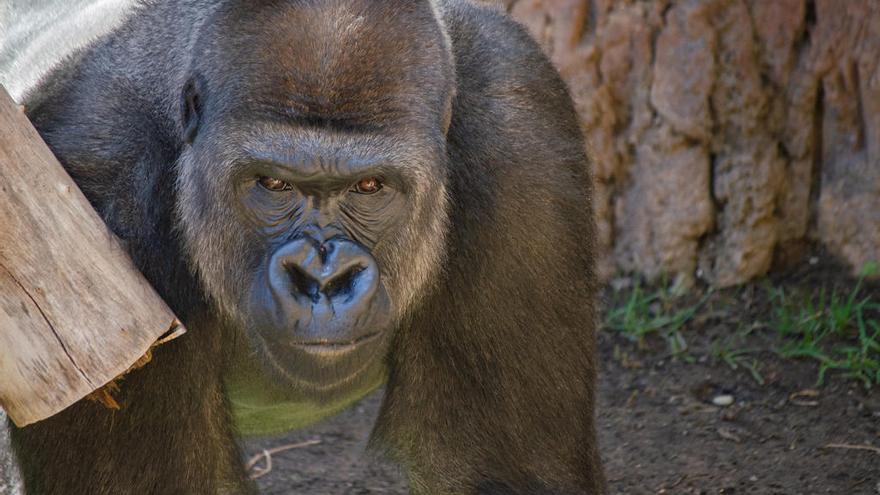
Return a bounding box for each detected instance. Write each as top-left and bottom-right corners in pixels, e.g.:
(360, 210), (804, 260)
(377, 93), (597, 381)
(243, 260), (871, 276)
(290, 331), (382, 355)
(250, 326), (387, 388)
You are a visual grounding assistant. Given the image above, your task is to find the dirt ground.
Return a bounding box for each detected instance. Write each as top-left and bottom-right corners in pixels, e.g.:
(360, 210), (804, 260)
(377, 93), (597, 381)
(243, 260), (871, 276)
(245, 349), (880, 494)
(246, 263), (880, 494)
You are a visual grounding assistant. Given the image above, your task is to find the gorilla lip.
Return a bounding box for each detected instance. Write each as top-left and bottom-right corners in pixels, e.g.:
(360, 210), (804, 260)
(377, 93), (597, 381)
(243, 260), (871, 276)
(289, 331), (381, 354)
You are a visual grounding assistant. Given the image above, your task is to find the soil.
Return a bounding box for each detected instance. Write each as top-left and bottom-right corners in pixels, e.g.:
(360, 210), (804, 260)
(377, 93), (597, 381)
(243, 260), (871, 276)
(246, 260), (880, 494)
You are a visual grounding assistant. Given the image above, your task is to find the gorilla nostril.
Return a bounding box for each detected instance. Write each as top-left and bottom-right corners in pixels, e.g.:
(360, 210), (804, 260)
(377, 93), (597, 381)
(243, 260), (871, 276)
(322, 265), (364, 300)
(287, 263), (321, 302)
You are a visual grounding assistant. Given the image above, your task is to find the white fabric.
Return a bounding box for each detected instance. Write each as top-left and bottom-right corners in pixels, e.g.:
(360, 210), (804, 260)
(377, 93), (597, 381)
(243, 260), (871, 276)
(0, 0), (136, 101)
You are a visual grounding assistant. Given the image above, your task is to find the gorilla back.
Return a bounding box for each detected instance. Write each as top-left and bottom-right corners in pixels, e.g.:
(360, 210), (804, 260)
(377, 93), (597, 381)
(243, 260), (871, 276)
(10, 0), (605, 493)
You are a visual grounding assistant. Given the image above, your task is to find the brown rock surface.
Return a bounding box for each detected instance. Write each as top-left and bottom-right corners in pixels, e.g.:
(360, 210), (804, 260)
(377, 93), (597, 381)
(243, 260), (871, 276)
(498, 0), (880, 285)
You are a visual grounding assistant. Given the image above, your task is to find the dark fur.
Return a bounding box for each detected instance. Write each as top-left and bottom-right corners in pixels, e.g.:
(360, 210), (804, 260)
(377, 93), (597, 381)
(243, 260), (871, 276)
(10, 0), (604, 493)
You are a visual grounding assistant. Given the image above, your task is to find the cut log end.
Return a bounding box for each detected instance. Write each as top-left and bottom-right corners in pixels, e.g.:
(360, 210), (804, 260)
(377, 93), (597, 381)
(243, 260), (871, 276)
(85, 320), (186, 411)
(0, 85), (187, 427)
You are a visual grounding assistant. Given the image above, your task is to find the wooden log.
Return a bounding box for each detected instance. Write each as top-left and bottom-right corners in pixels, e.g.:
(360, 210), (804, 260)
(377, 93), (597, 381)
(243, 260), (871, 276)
(0, 86), (185, 427)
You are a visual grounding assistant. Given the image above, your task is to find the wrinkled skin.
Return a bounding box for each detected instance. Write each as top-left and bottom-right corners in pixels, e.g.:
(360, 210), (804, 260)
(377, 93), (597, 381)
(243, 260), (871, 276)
(10, 0), (605, 494)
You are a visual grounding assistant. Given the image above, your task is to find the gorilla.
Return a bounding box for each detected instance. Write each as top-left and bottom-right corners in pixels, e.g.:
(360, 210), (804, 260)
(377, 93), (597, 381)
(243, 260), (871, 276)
(8, 0), (604, 493)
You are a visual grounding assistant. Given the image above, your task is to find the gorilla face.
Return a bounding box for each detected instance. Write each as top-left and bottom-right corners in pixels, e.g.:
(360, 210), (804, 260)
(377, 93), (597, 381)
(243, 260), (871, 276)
(174, 0), (456, 399)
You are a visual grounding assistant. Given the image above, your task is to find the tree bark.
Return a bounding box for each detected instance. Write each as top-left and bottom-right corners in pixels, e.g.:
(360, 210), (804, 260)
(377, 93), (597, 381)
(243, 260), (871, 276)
(0, 86), (183, 427)
(499, 0), (880, 286)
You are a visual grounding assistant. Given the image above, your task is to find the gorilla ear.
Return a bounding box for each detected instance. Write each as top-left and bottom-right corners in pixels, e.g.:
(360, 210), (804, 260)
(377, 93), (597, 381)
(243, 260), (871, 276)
(181, 75), (205, 143)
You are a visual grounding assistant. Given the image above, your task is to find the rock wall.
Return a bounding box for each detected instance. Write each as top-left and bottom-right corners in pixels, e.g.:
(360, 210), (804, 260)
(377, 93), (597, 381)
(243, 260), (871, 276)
(496, 0), (880, 286)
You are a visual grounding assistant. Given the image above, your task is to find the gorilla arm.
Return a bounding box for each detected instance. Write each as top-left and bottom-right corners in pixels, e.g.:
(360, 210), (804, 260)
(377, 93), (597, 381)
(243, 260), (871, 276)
(9, 6), (251, 492)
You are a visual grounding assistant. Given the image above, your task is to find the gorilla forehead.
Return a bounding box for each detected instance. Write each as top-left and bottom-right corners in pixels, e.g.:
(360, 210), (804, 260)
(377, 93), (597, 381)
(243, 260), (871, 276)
(197, 0), (454, 129)
(197, 121), (444, 188)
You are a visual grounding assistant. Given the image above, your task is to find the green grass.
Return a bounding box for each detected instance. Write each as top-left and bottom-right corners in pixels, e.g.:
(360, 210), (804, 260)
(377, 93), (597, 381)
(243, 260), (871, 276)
(605, 262), (880, 389)
(709, 325), (766, 385)
(604, 280), (709, 358)
(767, 262), (880, 388)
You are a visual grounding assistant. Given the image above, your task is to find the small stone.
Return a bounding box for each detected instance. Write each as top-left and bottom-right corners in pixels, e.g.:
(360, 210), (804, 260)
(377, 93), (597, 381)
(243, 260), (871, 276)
(610, 277), (633, 292)
(712, 394), (735, 407)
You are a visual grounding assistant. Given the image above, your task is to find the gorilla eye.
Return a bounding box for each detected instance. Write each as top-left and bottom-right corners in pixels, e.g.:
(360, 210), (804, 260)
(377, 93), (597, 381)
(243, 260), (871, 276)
(257, 176), (292, 192)
(352, 177), (383, 194)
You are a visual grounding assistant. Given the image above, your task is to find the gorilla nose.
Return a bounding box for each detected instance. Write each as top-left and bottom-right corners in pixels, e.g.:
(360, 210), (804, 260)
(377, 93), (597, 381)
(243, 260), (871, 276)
(258, 234), (391, 348)
(271, 236), (379, 307)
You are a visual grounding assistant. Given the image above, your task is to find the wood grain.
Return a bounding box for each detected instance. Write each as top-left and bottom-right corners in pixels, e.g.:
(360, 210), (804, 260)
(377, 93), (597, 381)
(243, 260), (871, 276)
(0, 85), (184, 426)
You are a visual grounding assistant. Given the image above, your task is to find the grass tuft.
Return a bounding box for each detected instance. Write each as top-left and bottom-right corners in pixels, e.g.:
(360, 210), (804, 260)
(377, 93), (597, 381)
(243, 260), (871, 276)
(767, 263), (880, 388)
(604, 280), (709, 358)
(604, 262), (879, 388)
(709, 325), (766, 385)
